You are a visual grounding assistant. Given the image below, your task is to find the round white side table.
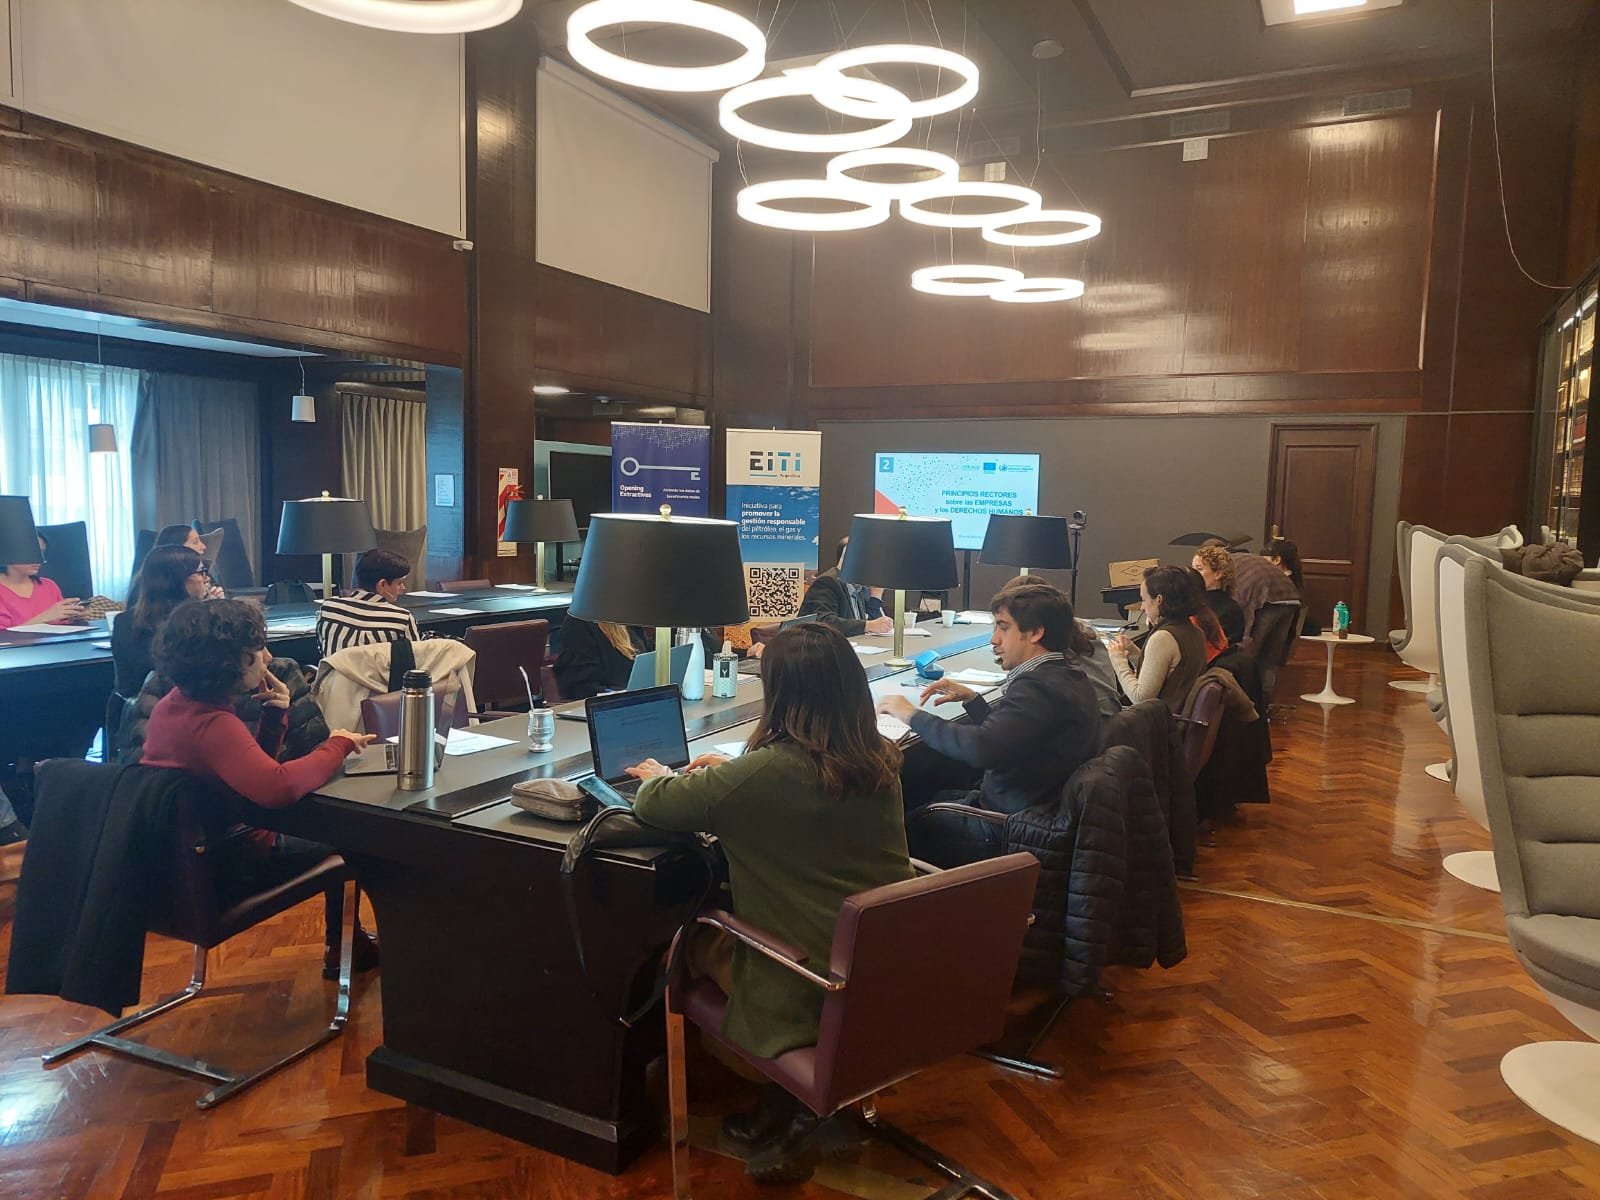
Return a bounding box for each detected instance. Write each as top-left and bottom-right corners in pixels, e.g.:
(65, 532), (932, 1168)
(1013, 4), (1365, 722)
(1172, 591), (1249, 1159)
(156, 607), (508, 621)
(1300, 632), (1376, 705)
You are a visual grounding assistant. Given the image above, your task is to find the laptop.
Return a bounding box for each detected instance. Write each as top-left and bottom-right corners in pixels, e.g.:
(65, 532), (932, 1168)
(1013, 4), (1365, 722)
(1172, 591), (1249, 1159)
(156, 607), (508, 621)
(625, 641), (696, 692)
(582, 685), (691, 805)
(344, 689), (458, 776)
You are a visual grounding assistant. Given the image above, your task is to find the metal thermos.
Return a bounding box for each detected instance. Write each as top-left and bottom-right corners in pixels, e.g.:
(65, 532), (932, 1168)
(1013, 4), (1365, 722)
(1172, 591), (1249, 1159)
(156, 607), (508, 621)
(397, 669), (436, 791)
(528, 705), (555, 753)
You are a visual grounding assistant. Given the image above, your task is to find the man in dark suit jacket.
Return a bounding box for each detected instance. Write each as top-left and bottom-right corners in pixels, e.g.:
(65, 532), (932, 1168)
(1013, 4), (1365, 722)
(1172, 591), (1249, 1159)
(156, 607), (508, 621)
(798, 536), (893, 638)
(877, 583), (1100, 867)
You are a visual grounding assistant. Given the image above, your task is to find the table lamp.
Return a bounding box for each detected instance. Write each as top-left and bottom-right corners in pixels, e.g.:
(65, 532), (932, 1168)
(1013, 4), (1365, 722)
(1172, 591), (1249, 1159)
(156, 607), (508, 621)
(980, 513), (1074, 576)
(569, 507), (749, 687)
(276, 492), (377, 602)
(0, 496), (41, 567)
(841, 511), (958, 667)
(502, 496), (579, 589)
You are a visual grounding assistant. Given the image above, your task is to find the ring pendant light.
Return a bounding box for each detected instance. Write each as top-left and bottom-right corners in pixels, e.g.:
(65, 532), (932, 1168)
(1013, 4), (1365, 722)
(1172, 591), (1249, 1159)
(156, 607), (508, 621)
(989, 277), (1087, 304)
(899, 180), (1042, 229)
(983, 208), (1103, 247)
(288, 0), (522, 33)
(737, 180), (892, 232)
(911, 265), (1025, 297)
(567, 0), (766, 93)
(827, 147), (960, 200)
(811, 44), (980, 120)
(720, 71), (913, 153)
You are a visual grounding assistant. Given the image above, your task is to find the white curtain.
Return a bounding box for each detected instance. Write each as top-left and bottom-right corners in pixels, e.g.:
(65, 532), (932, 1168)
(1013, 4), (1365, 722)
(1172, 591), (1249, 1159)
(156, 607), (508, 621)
(340, 391), (427, 578)
(131, 372), (262, 582)
(0, 353), (142, 599)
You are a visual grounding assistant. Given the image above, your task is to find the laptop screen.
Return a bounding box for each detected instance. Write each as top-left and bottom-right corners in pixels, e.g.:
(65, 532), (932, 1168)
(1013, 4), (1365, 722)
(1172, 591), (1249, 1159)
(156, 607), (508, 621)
(587, 686), (691, 784)
(626, 642), (695, 691)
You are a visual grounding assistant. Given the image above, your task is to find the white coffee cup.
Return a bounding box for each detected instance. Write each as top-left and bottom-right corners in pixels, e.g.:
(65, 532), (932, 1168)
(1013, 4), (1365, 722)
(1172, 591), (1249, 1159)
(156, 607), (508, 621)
(940, 609), (956, 627)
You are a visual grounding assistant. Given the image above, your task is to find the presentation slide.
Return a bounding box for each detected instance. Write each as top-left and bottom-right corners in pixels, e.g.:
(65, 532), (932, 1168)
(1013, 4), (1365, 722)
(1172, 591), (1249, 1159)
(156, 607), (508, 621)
(873, 452), (1043, 551)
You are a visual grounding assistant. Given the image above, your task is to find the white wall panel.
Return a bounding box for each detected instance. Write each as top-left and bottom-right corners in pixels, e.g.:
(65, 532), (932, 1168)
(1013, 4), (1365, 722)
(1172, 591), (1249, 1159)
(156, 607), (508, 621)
(12, 0), (464, 234)
(537, 59), (716, 313)
(2, 2), (14, 101)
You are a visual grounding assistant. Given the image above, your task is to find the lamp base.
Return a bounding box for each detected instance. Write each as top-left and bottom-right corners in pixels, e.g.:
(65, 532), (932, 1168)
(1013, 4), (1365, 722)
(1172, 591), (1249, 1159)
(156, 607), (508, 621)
(886, 657), (913, 669)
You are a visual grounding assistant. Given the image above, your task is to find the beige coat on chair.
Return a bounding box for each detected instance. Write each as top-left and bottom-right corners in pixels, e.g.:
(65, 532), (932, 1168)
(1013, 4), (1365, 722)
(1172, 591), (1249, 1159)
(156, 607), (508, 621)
(311, 639), (478, 734)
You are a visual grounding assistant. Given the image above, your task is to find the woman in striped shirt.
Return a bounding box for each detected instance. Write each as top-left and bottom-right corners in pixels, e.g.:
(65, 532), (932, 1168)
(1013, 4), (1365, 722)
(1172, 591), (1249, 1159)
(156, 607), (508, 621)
(315, 548), (421, 659)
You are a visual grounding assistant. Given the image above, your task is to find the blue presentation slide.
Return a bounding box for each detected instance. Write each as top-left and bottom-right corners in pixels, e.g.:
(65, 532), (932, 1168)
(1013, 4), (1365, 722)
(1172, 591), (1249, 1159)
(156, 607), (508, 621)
(873, 452), (1042, 551)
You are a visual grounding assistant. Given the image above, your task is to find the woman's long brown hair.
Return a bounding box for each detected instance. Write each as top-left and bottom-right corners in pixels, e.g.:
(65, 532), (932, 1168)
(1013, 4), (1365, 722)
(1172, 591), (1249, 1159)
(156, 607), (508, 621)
(746, 622), (901, 796)
(597, 620), (639, 659)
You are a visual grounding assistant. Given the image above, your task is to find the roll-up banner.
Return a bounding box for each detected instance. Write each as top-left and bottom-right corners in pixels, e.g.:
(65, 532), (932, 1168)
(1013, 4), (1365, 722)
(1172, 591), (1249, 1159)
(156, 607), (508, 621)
(610, 422), (711, 517)
(726, 429), (821, 622)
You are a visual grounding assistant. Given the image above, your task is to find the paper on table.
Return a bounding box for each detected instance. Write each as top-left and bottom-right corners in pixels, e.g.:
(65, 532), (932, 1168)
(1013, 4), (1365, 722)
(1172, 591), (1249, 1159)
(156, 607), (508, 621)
(956, 611), (995, 624)
(944, 668), (1006, 685)
(876, 714), (912, 742)
(429, 607), (484, 616)
(494, 584), (546, 591)
(712, 742), (747, 758)
(852, 644), (889, 656)
(443, 728), (517, 756)
(6, 623), (78, 636)
(266, 621), (316, 634)
(406, 590), (457, 599)
(900, 625), (933, 637)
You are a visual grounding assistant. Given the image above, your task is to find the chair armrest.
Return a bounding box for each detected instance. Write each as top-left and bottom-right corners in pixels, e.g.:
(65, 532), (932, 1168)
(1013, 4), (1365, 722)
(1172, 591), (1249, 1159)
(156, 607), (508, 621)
(1173, 715), (1210, 728)
(694, 908), (845, 993)
(910, 857), (942, 876)
(922, 802), (1008, 825)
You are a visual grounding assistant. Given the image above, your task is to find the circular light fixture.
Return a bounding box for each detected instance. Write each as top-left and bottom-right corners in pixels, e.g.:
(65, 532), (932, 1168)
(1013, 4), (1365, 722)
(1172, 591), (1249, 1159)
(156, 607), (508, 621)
(983, 208), (1103, 247)
(911, 265), (1025, 297)
(532, 385), (572, 395)
(737, 179), (891, 232)
(720, 71), (912, 153)
(287, 0), (522, 33)
(566, 0), (766, 93)
(826, 147), (960, 201)
(989, 277), (1086, 304)
(811, 44), (981, 120)
(899, 181), (1042, 229)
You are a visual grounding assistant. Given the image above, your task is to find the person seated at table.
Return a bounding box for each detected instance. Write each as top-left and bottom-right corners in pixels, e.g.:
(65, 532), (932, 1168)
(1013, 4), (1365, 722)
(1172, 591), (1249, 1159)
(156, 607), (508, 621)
(113, 545), (209, 696)
(797, 536), (893, 638)
(140, 599), (377, 973)
(1209, 538), (1298, 641)
(152, 523), (225, 599)
(1265, 536), (1320, 634)
(1191, 545), (1246, 650)
(0, 532), (87, 630)
(1004, 574), (1122, 717)
(315, 548), (421, 659)
(1107, 566), (1215, 713)
(877, 583), (1100, 867)
(627, 622), (911, 1184)
(554, 616), (649, 699)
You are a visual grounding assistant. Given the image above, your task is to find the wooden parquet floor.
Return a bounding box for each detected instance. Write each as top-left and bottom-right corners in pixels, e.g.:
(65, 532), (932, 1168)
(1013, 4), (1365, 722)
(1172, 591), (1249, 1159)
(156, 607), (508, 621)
(2, 645), (1599, 1198)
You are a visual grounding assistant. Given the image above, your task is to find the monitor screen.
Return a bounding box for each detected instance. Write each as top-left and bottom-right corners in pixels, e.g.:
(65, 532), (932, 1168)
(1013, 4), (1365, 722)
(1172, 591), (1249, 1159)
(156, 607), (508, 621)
(872, 452), (1043, 552)
(549, 451), (611, 532)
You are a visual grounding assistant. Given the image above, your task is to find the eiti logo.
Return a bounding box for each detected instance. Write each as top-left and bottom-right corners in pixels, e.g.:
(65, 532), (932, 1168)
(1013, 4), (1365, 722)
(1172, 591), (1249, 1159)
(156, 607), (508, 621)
(879, 456), (895, 473)
(748, 448), (805, 478)
(982, 461), (997, 473)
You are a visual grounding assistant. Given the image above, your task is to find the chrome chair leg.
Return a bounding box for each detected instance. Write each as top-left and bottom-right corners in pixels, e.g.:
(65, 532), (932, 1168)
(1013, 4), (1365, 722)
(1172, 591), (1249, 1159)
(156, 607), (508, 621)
(666, 1000), (692, 1200)
(42, 944), (210, 1066)
(859, 1101), (1018, 1200)
(973, 992), (1072, 1079)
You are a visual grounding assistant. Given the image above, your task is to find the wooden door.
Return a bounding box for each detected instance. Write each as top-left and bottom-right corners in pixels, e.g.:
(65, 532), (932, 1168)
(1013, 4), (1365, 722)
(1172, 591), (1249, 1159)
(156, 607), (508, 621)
(1264, 424), (1378, 629)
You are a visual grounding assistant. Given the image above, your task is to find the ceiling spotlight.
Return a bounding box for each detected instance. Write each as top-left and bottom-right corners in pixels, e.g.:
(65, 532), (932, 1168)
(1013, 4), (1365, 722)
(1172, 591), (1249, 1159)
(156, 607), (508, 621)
(826, 147), (960, 201)
(899, 180), (1041, 229)
(911, 265), (1025, 297)
(287, 0), (522, 33)
(720, 70), (912, 153)
(811, 44), (980, 120)
(532, 385), (572, 395)
(989, 277), (1086, 304)
(983, 208), (1102, 248)
(567, 0), (766, 93)
(737, 179), (891, 232)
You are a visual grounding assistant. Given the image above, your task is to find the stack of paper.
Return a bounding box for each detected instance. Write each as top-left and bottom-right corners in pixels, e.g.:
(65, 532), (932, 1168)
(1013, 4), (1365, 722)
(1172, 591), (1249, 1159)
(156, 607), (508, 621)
(876, 713), (912, 742)
(429, 607), (483, 616)
(956, 611), (995, 624)
(852, 644), (889, 656)
(406, 590), (457, 599)
(944, 668), (1006, 686)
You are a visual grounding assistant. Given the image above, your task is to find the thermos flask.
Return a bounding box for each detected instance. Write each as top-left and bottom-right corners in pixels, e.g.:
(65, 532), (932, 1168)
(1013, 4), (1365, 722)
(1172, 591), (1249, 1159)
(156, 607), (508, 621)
(397, 669), (436, 791)
(712, 639), (737, 699)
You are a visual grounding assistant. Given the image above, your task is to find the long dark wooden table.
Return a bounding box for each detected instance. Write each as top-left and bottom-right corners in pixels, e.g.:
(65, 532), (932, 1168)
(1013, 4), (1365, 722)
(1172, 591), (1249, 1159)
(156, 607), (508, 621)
(262, 620), (999, 1173)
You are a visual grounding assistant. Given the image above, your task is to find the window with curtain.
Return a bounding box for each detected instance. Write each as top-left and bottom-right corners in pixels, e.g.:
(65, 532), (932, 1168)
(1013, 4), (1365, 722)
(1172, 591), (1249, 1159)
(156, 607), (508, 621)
(0, 353), (142, 599)
(340, 391), (427, 582)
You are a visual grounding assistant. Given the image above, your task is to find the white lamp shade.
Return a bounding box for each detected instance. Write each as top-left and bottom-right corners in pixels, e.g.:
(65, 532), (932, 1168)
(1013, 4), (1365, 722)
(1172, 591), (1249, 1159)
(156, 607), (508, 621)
(291, 394), (317, 423)
(88, 424), (119, 453)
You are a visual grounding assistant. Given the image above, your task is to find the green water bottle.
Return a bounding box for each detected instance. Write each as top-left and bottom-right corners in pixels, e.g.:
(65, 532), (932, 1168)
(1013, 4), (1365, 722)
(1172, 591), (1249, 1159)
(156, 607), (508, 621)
(1334, 600), (1350, 639)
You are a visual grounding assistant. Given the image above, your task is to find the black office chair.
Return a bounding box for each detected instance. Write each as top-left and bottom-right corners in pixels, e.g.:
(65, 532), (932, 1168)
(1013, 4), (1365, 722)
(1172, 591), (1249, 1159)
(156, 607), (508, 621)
(1249, 600), (1304, 709)
(36, 521), (93, 601)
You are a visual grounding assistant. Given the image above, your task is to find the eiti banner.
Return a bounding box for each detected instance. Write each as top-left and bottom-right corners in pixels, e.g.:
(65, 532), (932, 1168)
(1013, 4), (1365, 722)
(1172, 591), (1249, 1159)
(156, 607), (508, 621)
(726, 429), (821, 622)
(610, 422), (711, 517)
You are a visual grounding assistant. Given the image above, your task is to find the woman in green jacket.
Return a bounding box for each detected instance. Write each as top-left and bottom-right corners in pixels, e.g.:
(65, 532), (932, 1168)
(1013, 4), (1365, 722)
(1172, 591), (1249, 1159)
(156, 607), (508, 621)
(628, 621), (912, 1185)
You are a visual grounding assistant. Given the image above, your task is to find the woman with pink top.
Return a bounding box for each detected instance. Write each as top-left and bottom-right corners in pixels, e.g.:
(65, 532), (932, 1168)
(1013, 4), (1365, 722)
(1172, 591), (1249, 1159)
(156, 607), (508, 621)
(0, 533), (87, 630)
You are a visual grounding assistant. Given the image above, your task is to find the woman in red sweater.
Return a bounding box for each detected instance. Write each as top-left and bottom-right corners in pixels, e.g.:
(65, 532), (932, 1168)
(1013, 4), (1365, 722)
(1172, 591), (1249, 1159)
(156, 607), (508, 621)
(141, 599), (376, 973)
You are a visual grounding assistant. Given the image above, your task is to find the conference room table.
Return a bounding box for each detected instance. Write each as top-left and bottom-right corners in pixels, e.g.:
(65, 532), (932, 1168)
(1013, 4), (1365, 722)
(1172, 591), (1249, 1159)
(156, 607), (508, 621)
(261, 618), (1003, 1174)
(0, 585), (574, 768)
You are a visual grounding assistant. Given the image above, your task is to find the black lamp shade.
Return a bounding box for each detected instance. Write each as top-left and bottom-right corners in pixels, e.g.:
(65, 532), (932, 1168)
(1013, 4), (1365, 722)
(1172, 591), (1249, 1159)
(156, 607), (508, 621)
(275, 496), (377, 555)
(980, 514), (1074, 569)
(0, 496), (41, 566)
(840, 514), (958, 592)
(502, 498), (579, 544)
(569, 513), (749, 628)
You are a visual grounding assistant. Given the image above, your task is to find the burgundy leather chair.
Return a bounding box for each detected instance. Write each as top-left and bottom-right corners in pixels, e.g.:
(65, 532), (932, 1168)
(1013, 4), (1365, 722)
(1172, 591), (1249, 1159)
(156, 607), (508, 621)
(39, 765), (358, 1109)
(665, 853), (1039, 1199)
(463, 618), (550, 710)
(540, 662), (564, 705)
(1176, 675), (1227, 786)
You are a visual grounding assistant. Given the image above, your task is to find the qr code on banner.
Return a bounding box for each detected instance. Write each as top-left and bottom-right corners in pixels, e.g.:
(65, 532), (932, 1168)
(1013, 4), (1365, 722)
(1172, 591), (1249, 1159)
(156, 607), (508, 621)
(746, 564), (804, 620)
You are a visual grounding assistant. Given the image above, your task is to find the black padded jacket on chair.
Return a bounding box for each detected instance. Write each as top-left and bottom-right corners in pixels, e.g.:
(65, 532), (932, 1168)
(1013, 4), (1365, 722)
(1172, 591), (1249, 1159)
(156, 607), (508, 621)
(1099, 700), (1197, 878)
(1003, 746), (1187, 996)
(115, 658), (329, 767)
